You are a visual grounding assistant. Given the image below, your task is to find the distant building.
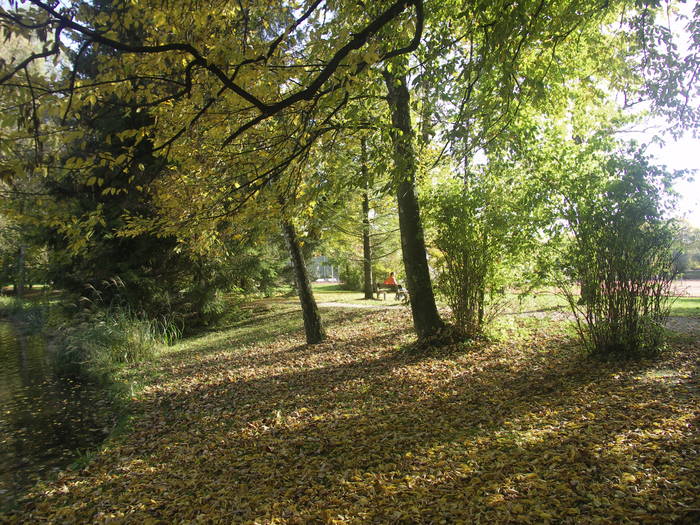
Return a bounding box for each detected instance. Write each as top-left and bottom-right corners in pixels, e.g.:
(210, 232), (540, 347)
(309, 256), (338, 282)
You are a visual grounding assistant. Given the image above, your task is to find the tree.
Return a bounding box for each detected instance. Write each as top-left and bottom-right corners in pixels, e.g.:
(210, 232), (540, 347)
(383, 63), (444, 339)
(2, 0), (698, 345)
(0, 31), (56, 295)
(360, 137), (374, 299)
(282, 218), (326, 344)
(302, 124), (401, 296)
(676, 222), (700, 271)
(0, 0), (424, 195)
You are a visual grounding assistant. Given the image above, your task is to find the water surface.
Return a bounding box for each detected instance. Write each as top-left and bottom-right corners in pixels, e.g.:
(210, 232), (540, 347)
(0, 321), (113, 509)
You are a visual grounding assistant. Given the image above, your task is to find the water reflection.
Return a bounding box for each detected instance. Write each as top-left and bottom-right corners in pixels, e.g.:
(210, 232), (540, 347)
(0, 321), (113, 509)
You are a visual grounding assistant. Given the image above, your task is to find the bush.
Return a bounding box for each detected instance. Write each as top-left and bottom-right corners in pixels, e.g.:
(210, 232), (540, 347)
(48, 235), (280, 333)
(558, 152), (677, 356)
(339, 262), (363, 291)
(425, 173), (541, 338)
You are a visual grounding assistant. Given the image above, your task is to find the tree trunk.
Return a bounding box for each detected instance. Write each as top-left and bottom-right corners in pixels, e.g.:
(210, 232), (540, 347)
(383, 68), (444, 340)
(15, 245), (25, 298)
(361, 138), (374, 299)
(282, 220), (326, 344)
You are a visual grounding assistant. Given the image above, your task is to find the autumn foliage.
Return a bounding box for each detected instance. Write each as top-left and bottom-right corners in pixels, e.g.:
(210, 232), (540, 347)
(4, 302), (698, 523)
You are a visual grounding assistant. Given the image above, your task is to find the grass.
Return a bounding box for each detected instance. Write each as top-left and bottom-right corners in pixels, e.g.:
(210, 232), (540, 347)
(680, 268), (700, 280)
(53, 307), (182, 383)
(501, 291), (700, 318)
(0, 295), (52, 331)
(4, 296), (697, 524)
(503, 292), (569, 313)
(311, 283), (408, 306)
(668, 297), (700, 317)
(0, 295), (24, 314)
(312, 284), (699, 318)
(311, 284), (570, 311)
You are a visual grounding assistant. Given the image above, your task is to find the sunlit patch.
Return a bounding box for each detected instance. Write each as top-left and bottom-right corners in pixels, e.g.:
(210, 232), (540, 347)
(4, 302), (697, 523)
(636, 368), (685, 384)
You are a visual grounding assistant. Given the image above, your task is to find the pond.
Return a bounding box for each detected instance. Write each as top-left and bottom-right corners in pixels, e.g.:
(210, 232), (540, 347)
(0, 320), (114, 510)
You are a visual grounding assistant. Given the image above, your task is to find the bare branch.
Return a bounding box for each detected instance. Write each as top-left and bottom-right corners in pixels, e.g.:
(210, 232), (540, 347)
(381, 0), (424, 61)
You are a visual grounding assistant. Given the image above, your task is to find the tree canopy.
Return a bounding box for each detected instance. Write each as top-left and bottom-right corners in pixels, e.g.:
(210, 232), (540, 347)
(1, 0), (697, 340)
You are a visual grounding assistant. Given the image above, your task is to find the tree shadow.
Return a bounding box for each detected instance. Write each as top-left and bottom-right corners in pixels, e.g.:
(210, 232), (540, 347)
(13, 311), (697, 523)
(156, 305), (372, 362)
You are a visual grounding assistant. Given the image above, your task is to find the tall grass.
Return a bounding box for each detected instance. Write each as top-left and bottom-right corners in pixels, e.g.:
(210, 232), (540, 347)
(54, 308), (181, 381)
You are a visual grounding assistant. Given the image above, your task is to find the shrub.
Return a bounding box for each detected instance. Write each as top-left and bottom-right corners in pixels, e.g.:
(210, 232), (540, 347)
(558, 152), (677, 356)
(425, 173), (542, 338)
(339, 262), (363, 291)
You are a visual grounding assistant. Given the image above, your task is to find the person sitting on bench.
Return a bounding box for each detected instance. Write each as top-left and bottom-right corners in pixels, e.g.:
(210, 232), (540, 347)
(384, 272), (399, 288)
(381, 272), (407, 301)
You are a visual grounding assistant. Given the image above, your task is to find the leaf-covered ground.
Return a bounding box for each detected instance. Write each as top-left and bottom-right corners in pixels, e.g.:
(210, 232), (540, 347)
(3, 301), (698, 524)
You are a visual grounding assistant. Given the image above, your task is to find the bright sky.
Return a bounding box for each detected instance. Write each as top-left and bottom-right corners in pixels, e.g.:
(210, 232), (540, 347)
(648, 133), (700, 227)
(634, 1), (699, 228)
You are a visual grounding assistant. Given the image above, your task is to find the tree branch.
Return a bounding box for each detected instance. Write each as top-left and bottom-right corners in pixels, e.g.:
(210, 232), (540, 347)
(0, 23), (63, 84)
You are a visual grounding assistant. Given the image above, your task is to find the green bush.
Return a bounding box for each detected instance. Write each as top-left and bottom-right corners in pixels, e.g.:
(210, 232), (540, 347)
(425, 172), (541, 338)
(339, 262), (363, 291)
(558, 152), (677, 356)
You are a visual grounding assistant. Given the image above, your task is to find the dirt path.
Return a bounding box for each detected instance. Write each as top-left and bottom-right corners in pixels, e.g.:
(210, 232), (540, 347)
(665, 316), (700, 335)
(671, 279), (700, 297)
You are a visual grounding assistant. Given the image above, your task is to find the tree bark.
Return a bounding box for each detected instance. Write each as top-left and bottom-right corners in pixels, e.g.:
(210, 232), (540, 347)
(383, 68), (444, 339)
(15, 245), (25, 298)
(282, 220), (326, 344)
(361, 138), (374, 299)
(362, 188), (374, 299)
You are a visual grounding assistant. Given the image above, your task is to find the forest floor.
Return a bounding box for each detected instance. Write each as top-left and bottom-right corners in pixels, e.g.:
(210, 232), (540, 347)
(2, 299), (698, 524)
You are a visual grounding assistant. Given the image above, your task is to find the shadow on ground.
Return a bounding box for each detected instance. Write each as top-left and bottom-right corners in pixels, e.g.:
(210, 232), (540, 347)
(7, 305), (698, 524)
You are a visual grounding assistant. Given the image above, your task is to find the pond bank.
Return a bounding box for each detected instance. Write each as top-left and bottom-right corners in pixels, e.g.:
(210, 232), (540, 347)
(0, 319), (115, 511)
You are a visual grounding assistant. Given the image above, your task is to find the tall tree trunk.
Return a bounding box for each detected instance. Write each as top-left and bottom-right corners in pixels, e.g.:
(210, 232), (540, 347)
(282, 220), (326, 344)
(15, 245), (25, 298)
(362, 188), (374, 299)
(383, 68), (444, 339)
(15, 199), (26, 298)
(361, 138), (374, 299)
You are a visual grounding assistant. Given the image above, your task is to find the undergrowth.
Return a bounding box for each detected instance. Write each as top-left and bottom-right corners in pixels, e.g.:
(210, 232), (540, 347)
(53, 307), (181, 383)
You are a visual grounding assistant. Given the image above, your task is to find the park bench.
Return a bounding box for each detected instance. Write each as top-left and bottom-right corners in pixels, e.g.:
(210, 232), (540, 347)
(374, 282), (409, 303)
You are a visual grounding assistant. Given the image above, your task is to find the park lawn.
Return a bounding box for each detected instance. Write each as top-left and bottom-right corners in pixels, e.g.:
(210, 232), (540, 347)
(311, 284), (700, 317)
(510, 293), (700, 318)
(311, 283), (407, 306)
(4, 301), (698, 524)
(669, 297), (700, 317)
(310, 284), (568, 311)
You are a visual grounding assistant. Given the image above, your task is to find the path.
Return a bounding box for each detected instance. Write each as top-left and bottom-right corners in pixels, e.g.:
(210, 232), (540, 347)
(665, 316), (700, 335)
(317, 302), (700, 335)
(317, 302), (402, 309)
(671, 279), (700, 297)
